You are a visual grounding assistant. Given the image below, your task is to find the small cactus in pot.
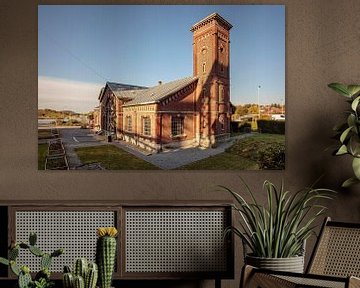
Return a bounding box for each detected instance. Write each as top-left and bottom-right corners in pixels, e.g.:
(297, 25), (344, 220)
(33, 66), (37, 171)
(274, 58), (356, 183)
(96, 227), (118, 288)
(62, 259), (98, 288)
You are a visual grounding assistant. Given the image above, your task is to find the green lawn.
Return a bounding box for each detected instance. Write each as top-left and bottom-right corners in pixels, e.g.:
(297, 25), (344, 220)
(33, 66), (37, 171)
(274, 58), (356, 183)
(179, 134), (285, 170)
(178, 152), (258, 170)
(38, 143), (48, 170)
(75, 145), (160, 170)
(226, 134), (284, 162)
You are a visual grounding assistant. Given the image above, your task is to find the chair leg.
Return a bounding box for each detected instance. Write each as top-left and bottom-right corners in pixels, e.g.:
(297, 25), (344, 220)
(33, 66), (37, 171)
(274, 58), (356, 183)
(240, 265), (255, 288)
(349, 276), (360, 288)
(240, 265), (296, 288)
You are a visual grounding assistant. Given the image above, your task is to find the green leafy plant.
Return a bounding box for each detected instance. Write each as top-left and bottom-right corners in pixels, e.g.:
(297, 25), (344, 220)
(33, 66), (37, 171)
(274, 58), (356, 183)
(0, 232), (63, 288)
(33, 278), (54, 288)
(328, 83), (360, 187)
(222, 179), (335, 258)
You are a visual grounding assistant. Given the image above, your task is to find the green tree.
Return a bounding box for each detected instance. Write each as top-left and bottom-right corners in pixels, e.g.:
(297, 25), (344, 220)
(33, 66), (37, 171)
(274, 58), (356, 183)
(248, 105), (259, 114)
(234, 105), (248, 116)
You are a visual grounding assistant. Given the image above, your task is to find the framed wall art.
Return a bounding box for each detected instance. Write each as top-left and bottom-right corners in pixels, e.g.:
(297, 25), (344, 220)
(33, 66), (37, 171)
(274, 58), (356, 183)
(38, 5), (285, 170)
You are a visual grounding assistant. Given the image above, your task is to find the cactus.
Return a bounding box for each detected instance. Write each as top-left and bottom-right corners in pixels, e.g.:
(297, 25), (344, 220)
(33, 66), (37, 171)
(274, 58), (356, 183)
(96, 227), (118, 288)
(29, 232), (37, 246)
(63, 272), (74, 288)
(51, 248), (64, 258)
(85, 263), (98, 288)
(35, 268), (51, 282)
(74, 258), (88, 279)
(64, 265), (72, 273)
(41, 253), (52, 270)
(10, 260), (20, 276)
(9, 246), (19, 260)
(74, 275), (85, 288)
(63, 260), (98, 288)
(62, 265), (74, 288)
(29, 245), (44, 257)
(18, 269), (32, 288)
(19, 243), (29, 249)
(0, 232), (63, 288)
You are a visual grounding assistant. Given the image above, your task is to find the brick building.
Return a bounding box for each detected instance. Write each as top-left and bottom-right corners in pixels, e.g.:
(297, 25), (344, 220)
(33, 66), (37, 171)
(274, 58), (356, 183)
(97, 13), (232, 152)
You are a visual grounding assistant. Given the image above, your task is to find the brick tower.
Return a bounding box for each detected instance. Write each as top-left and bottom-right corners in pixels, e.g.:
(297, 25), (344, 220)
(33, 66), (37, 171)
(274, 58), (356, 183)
(191, 13), (232, 147)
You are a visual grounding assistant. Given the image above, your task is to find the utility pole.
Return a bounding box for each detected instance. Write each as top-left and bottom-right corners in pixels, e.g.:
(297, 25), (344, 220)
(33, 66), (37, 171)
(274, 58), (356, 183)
(257, 85), (261, 119)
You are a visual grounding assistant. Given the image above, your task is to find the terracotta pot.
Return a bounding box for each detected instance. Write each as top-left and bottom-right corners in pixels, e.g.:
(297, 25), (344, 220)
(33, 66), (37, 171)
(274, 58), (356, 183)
(245, 254), (305, 273)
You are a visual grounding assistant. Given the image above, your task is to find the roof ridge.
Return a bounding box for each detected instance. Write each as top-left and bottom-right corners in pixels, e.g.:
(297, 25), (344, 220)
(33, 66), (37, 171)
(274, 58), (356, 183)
(123, 76), (198, 106)
(148, 76), (197, 88)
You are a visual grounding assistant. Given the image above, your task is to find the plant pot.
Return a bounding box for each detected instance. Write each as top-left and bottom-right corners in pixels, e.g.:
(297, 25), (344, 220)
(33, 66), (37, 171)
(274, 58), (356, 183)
(245, 254), (304, 273)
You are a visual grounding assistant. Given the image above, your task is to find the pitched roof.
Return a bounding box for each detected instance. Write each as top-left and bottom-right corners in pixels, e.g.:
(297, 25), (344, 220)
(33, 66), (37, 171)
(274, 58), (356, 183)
(122, 76), (198, 106)
(107, 82), (148, 99)
(99, 82), (148, 101)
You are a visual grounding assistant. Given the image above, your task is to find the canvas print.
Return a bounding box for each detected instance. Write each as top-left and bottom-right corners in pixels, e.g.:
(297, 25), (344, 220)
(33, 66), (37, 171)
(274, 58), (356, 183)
(38, 5), (285, 170)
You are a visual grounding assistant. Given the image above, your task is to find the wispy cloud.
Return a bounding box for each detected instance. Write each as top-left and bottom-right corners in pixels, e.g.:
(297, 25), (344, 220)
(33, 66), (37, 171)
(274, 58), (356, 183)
(38, 76), (103, 113)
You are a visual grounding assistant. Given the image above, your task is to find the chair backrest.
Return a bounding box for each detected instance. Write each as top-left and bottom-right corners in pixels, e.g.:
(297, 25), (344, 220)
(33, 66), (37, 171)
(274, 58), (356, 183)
(307, 217), (360, 278)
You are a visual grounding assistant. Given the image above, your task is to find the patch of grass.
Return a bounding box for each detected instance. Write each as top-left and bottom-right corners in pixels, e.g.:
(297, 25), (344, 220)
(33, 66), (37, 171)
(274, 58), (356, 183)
(75, 145), (160, 170)
(226, 134), (285, 162)
(178, 153), (258, 170)
(179, 134), (285, 170)
(38, 143), (48, 170)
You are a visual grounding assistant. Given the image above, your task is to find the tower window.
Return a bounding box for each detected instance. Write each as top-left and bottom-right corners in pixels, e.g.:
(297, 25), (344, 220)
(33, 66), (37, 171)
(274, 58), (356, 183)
(202, 87), (208, 103)
(219, 85), (224, 102)
(202, 87), (206, 98)
(171, 116), (184, 137)
(219, 114), (225, 130)
(142, 116), (151, 136)
(202, 62), (206, 73)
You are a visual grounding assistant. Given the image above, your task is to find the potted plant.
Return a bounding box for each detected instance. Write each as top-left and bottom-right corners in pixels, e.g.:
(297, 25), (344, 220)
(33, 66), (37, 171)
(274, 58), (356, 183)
(96, 227), (118, 288)
(0, 232), (63, 288)
(62, 258), (98, 288)
(328, 83), (360, 187)
(222, 179), (334, 273)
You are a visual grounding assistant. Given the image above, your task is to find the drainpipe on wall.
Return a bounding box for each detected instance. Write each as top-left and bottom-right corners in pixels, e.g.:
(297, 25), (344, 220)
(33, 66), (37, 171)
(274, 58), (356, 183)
(159, 114), (163, 152)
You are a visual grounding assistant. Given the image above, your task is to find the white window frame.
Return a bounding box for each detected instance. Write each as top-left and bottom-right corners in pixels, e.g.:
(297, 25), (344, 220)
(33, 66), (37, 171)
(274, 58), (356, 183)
(125, 116), (132, 132)
(142, 116), (151, 136)
(171, 116), (184, 137)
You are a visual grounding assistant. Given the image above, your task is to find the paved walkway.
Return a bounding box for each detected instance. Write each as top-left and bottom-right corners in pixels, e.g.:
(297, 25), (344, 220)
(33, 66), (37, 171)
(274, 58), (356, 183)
(53, 127), (253, 170)
(59, 127), (103, 168)
(110, 134), (253, 169)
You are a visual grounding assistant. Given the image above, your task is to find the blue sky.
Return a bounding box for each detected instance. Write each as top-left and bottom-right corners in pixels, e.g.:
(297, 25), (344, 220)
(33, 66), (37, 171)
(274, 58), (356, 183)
(38, 5), (285, 113)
